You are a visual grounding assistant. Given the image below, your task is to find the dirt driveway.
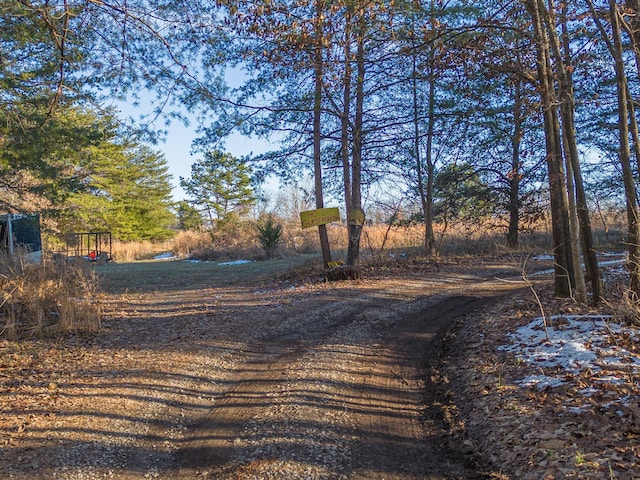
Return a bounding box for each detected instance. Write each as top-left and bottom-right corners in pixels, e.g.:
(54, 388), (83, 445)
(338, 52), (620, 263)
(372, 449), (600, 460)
(1, 257), (527, 479)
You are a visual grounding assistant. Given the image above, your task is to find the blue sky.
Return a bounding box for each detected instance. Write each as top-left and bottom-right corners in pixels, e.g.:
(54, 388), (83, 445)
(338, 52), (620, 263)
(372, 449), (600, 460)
(161, 127), (275, 201)
(117, 104), (273, 202)
(157, 120), (196, 200)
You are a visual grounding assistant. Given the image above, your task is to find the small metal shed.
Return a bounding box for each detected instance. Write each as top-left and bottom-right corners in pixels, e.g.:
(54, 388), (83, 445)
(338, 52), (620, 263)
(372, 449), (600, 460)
(0, 213), (43, 263)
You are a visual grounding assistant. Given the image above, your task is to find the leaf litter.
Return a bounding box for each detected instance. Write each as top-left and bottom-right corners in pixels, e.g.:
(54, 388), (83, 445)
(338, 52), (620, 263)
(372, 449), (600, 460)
(444, 260), (640, 480)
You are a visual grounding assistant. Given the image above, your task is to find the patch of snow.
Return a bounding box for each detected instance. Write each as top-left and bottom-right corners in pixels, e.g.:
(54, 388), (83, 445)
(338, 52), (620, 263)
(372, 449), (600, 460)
(594, 375), (626, 385)
(567, 405), (590, 414)
(620, 395), (636, 407)
(599, 259), (627, 268)
(529, 254), (627, 278)
(499, 315), (640, 389)
(218, 259), (253, 266)
(519, 375), (566, 390)
(603, 265), (628, 284)
(530, 268), (555, 276)
(183, 259), (253, 265)
(154, 252), (178, 260)
(578, 387), (600, 397)
(531, 254), (554, 261)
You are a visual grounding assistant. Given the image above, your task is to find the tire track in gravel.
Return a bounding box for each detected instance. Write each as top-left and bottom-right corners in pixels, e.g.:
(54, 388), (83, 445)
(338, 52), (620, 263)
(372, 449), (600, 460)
(173, 281), (519, 479)
(347, 295), (490, 480)
(174, 300), (371, 475)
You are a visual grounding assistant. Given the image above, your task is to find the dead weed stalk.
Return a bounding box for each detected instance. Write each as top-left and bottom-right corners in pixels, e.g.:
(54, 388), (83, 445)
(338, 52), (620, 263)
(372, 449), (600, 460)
(518, 255), (550, 342)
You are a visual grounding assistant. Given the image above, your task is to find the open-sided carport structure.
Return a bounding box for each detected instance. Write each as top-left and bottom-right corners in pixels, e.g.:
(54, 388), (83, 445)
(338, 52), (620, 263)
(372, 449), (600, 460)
(65, 231), (112, 262)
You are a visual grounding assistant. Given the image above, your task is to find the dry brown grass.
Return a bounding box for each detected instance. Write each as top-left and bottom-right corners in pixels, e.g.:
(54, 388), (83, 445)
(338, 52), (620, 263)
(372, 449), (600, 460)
(110, 238), (168, 262)
(109, 224), (509, 263)
(105, 215), (626, 265)
(170, 230), (209, 257)
(0, 252), (101, 339)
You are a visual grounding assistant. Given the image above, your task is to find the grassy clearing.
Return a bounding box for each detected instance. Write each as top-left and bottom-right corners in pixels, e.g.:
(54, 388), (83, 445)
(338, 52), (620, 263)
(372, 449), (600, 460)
(99, 220), (628, 295)
(95, 254), (321, 293)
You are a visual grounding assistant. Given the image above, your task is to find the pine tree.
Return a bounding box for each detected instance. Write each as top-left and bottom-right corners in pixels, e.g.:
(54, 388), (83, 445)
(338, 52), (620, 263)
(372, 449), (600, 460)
(179, 150), (256, 229)
(0, 102), (101, 215)
(66, 142), (176, 241)
(175, 201), (204, 231)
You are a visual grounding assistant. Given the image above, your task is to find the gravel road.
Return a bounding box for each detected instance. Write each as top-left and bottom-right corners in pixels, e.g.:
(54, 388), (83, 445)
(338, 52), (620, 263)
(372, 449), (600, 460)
(1, 261), (524, 479)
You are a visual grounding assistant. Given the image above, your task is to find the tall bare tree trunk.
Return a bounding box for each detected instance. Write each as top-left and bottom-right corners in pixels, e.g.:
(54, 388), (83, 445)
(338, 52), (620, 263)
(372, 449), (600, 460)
(619, 2), (640, 175)
(422, 49), (437, 256)
(587, 0), (640, 300)
(561, 125), (587, 303)
(341, 5), (352, 213)
(612, 2), (640, 177)
(314, 0), (331, 267)
(623, 0), (640, 77)
(346, 6), (366, 266)
(540, 0), (593, 303)
(507, 80), (523, 249)
(559, 3), (601, 304)
(609, 0), (640, 299)
(410, 11), (435, 256)
(525, 0), (575, 297)
(625, 82), (640, 176)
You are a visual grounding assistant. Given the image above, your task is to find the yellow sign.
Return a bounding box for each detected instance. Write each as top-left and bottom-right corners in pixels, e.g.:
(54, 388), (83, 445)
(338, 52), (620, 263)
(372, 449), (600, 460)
(347, 208), (365, 226)
(300, 208), (341, 229)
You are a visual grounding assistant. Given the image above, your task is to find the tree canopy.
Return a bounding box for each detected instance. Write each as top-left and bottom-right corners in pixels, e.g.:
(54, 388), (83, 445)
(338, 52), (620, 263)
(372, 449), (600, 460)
(4, 0), (640, 299)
